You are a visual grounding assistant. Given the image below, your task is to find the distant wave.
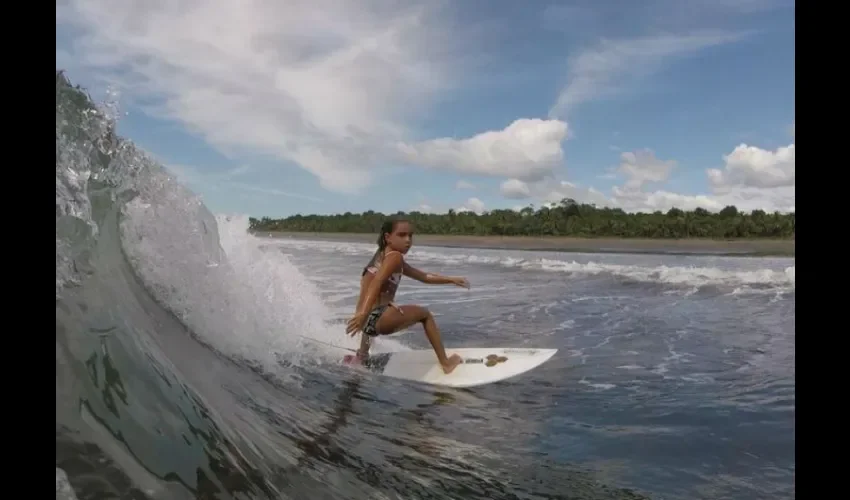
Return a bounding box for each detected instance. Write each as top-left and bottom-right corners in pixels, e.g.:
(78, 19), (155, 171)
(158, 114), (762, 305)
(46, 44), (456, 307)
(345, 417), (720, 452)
(266, 239), (795, 293)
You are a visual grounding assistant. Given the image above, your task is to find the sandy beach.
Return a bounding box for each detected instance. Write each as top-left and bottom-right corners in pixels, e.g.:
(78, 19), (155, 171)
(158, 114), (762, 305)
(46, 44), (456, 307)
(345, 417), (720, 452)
(255, 231), (795, 257)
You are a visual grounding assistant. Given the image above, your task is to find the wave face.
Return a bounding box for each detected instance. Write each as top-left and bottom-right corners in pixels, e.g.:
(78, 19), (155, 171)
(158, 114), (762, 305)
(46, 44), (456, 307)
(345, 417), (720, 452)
(56, 72), (794, 500)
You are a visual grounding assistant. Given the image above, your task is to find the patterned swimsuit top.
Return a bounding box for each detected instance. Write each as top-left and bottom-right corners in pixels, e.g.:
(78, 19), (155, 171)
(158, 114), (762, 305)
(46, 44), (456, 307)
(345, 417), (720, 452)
(363, 249), (403, 295)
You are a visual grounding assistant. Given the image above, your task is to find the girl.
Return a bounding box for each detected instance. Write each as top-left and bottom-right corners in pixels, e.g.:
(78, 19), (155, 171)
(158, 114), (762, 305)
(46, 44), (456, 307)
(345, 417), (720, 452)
(345, 219), (469, 374)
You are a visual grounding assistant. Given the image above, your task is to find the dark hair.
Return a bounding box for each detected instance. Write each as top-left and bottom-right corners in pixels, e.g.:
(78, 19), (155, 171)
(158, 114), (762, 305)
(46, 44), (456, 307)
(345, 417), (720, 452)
(363, 218), (409, 276)
(376, 218), (409, 250)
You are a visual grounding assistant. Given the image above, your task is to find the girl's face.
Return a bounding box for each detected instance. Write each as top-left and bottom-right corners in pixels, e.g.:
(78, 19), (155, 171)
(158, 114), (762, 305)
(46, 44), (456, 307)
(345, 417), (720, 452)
(385, 222), (413, 254)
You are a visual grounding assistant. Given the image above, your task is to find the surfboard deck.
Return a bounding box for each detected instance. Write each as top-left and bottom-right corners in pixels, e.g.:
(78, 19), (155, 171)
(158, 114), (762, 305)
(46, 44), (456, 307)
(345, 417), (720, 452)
(343, 347), (557, 388)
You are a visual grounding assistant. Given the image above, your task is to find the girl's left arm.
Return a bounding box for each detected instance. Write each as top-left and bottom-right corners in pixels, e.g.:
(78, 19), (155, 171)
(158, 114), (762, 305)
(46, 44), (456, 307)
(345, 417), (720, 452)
(403, 262), (469, 287)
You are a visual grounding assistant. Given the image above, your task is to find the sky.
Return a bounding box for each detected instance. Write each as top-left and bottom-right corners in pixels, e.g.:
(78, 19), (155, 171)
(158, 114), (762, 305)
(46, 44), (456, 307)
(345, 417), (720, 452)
(56, 0), (795, 218)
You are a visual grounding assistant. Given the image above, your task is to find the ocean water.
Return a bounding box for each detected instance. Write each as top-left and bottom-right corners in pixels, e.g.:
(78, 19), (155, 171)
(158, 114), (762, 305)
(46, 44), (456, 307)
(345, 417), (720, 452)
(56, 74), (795, 500)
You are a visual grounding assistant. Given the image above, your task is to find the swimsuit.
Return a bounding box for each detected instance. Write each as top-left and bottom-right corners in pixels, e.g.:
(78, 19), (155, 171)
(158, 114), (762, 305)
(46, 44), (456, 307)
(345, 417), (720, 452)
(361, 250), (403, 337)
(362, 304), (389, 337)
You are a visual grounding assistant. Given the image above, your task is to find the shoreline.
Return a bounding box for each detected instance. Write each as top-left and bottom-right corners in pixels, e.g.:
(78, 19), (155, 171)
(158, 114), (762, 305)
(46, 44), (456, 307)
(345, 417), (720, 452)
(253, 231), (795, 257)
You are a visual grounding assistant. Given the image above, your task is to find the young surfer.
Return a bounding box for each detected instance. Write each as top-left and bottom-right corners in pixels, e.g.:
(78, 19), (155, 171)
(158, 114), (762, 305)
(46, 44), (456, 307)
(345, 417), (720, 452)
(345, 219), (469, 374)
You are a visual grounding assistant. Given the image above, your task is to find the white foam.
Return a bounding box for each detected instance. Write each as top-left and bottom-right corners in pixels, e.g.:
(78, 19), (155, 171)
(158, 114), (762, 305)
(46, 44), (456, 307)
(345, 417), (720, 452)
(119, 174), (408, 378)
(55, 468), (79, 500)
(579, 379), (616, 390)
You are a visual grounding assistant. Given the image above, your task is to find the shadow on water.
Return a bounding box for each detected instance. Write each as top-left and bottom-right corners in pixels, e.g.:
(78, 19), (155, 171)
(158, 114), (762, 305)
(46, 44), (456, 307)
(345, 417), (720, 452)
(258, 370), (654, 500)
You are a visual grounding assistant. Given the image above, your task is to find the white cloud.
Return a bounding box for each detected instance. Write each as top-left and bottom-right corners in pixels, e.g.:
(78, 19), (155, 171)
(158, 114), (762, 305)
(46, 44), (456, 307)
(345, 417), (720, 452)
(166, 163), (325, 203)
(57, 0), (471, 194)
(457, 197), (485, 214)
(58, 1), (790, 215)
(540, 181), (611, 207)
(612, 141), (795, 213)
(397, 118), (569, 180)
(502, 139), (795, 214)
(165, 163), (250, 191)
(498, 177), (610, 208)
(617, 149), (676, 189)
(611, 185), (795, 213)
(708, 143), (795, 189)
(455, 180), (476, 190)
(500, 179), (531, 199)
(231, 183), (327, 203)
(610, 186), (716, 212)
(549, 31), (747, 118)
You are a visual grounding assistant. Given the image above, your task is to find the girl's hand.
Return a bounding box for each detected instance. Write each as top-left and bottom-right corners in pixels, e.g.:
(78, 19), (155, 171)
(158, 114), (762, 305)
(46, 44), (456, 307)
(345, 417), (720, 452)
(451, 277), (470, 289)
(346, 310), (368, 336)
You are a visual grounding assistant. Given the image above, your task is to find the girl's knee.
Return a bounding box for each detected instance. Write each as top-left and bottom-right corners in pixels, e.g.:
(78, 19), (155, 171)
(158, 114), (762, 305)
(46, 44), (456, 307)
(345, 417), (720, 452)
(403, 304), (430, 321)
(396, 304), (431, 323)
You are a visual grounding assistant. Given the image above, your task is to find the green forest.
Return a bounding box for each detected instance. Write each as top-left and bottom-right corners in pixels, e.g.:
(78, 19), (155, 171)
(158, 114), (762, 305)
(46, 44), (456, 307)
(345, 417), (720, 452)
(249, 199), (794, 239)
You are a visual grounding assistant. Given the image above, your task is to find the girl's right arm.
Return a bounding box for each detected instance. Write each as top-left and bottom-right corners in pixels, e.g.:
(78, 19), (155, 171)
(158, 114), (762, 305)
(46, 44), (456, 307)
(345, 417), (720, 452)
(346, 253), (404, 335)
(354, 277), (368, 312)
(355, 252), (403, 315)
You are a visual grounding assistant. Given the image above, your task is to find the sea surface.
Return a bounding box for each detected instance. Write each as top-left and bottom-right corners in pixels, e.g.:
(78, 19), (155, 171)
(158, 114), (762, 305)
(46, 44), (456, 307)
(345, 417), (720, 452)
(56, 74), (795, 500)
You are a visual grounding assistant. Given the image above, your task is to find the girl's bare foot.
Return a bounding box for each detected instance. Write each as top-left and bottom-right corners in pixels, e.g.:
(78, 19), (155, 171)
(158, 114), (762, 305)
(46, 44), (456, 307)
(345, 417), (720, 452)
(441, 353), (463, 374)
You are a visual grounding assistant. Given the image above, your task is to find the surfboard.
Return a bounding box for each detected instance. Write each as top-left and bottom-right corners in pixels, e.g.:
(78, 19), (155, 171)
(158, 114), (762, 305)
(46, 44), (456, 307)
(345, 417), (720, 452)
(344, 347), (557, 388)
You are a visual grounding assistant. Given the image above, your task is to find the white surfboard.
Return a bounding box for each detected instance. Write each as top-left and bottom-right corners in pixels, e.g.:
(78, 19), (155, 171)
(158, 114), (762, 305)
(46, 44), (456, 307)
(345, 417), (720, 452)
(354, 347), (557, 388)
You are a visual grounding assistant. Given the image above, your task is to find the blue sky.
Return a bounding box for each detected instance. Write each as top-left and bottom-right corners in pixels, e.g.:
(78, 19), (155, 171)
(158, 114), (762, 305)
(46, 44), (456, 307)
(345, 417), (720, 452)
(56, 0), (795, 217)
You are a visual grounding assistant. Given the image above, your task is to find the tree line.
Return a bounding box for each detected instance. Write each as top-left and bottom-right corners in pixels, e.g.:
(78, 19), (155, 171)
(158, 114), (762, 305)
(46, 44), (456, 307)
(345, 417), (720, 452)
(249, 199), (795, 239)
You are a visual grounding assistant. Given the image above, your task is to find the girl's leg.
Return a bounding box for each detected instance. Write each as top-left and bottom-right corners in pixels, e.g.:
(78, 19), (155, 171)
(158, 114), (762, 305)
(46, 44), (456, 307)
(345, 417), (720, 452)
(375, 304), (462, 373)
(356, 333), (371, 358)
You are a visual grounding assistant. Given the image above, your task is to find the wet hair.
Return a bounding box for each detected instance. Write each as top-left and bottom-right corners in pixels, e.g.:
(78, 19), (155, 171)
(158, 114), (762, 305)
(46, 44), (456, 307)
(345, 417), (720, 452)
(376, 218), (409, 250)
(363, 218), (409, 275)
